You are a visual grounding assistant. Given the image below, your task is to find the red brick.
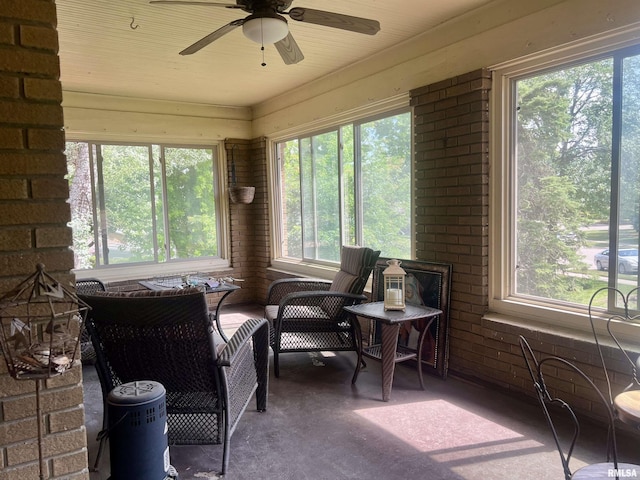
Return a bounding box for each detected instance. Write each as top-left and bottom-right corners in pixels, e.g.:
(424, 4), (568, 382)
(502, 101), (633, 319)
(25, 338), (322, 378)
(0, 201), (70, 225)
(0, 1), (57, 25)
(27, 127), (65, 150)
(35, 226), (72, 247)
(0, 249), (74, 276)
(0, 22), (15, 46)
(0, 100), (63, 126)
(19, 24), (58, 52)
(0, 228), (32, 251)
(0, 76), (20, 99)
(23, 77), (62, 102)
(31, 177), (69, 199)
(0, 152), (67, 175)
(0, 178), (28, 199)
(0, 126), (23, 148)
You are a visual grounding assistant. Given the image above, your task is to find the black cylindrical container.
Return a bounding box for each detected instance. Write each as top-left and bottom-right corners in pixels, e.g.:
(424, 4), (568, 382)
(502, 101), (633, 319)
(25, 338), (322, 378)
(107, 380), (172, 480)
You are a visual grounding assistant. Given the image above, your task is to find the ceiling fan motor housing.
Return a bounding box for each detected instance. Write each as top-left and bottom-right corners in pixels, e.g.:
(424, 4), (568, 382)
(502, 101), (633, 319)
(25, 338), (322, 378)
(237, 0), (293, 14)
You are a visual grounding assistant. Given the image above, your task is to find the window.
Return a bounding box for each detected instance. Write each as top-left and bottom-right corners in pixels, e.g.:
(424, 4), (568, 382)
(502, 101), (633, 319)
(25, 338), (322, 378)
(66, 142), (224, 274)
(492, 34), (640, 329)
(274, 110), (412, 265)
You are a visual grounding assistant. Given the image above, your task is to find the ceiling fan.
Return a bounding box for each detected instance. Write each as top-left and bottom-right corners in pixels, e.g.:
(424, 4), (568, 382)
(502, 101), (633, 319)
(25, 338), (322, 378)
(149, 0), (381, 65)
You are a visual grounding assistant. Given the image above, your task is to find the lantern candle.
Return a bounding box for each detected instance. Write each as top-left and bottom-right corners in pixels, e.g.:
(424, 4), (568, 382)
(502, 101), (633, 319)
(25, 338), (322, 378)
(383, 259), (406, 311)
(386, 288), (402, 303)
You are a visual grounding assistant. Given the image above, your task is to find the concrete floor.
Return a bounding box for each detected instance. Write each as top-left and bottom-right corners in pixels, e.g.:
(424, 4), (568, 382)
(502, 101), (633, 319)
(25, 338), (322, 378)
(83, 304), (640, 480)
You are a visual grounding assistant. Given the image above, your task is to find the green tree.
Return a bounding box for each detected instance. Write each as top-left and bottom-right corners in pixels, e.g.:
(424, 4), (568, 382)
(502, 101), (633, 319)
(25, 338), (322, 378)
(278, 111), (411, 262)
(516, 61), (613, 297)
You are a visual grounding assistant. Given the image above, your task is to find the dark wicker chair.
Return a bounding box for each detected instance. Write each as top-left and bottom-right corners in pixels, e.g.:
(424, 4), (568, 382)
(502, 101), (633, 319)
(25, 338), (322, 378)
(265, 245), (380, 381)
(519, 335), (640, 479)
(80, 287), (269, 476)
(76, 278), (107, 363)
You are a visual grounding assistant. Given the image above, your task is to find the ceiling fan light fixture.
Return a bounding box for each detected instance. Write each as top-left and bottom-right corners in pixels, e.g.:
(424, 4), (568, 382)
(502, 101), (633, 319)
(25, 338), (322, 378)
(243, 15), (288, 44)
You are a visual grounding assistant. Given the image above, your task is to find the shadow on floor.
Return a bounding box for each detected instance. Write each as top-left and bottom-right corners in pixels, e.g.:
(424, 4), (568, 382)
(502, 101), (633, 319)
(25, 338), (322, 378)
(84, 304), (640, 480)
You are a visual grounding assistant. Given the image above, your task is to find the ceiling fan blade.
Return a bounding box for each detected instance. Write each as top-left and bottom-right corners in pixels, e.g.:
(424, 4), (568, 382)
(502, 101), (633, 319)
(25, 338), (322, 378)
(179, 19), (244, 55)
(275, 33), (304, 65)
(150, 1), (242, 7)
(287, 7), (380, 35)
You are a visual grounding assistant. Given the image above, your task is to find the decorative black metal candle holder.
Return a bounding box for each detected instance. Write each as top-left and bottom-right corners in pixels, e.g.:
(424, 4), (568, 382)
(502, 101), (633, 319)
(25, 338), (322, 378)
(0, 264), (90, 479)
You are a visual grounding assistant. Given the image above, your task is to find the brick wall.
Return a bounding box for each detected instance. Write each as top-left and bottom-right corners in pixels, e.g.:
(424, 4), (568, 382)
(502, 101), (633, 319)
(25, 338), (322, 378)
(410, 68), (637, 426)
(411, 68), (491, 381)
(0, 1), (89, 479)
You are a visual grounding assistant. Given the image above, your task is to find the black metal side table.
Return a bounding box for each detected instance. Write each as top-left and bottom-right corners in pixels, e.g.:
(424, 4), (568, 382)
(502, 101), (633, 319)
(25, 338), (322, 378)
(344, 301), (442, 401)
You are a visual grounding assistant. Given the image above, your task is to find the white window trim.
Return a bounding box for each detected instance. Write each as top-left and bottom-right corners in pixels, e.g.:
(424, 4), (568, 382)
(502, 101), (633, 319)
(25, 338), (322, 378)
(489, 24), (640, 344)
(71, 142), (231, 283)
(266, 94), (412, 278)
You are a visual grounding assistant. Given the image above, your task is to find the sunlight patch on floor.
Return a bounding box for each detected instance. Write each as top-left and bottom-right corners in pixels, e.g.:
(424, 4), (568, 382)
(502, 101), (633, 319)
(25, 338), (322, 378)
(353, 398), (549, 465)
(353, 399), (557, 478)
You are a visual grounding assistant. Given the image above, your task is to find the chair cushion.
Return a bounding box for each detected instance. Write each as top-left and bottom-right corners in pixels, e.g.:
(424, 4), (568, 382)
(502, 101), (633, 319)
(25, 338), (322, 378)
(265, 305), (279, 323)
(329, 270), (359, 294)
(332, 245), (380, 295)
(266, 304), (329, 322)
(321, 246), (380, 317)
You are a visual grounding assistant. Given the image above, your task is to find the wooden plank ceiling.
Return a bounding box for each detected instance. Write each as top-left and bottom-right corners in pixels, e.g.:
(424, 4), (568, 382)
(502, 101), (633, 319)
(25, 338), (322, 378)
(56, 0), (495, 107)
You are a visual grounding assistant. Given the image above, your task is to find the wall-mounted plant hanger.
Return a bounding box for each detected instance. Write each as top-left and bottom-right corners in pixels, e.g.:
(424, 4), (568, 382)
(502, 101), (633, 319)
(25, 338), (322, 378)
(228, 144), (255, 204)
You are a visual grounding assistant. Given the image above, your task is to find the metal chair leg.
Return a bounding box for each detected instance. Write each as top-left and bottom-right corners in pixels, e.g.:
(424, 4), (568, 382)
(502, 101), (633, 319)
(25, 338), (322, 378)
(90, 430), (107, 472)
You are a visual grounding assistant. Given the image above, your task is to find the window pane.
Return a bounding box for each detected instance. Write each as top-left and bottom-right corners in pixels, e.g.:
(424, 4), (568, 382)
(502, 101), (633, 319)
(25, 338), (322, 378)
(164, 147), (217, 259)
(302, 132), (341, 262)
(152, 145), (166, 262)
(617, 53), (640, 306)
(66, 142), (96, 269)
(279, 140), (302, 258)
(99, 145), (155, 264)
(67, 141), (222, 271)
(277, 110), (411, 264)
(300, 137), (315, 259)
(341, 125), (356, 246)
(360, 112), (411, 258)
(515, 60), (613, 305)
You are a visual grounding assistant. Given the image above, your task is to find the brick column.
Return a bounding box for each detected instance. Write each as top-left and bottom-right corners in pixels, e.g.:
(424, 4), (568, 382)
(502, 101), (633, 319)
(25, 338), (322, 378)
(0, 2), (88, 479)
(223, 137), (270, 306)
(411, 69), (491, 378)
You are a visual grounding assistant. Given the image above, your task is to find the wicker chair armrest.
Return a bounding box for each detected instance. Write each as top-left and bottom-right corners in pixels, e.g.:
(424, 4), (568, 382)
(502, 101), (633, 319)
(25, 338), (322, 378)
(265, 278), (331, 304)
(276, 291), (367, 322)
(218, 317), (269, 367)
(219, 317), (270, 413)
(279, 290), (366, 307)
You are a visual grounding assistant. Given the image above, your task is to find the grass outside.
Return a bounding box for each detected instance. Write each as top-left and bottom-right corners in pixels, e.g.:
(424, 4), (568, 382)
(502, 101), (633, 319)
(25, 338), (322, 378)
(583, 224), (639, 248)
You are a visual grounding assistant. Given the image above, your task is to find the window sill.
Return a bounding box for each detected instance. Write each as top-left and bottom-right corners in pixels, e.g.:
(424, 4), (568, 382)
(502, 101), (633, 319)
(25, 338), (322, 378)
(74, 258), (231, 284)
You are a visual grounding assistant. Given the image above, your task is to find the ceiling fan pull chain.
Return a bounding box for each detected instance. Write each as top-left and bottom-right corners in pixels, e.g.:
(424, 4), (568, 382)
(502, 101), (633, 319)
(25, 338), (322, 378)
(260, 18), (267, 67)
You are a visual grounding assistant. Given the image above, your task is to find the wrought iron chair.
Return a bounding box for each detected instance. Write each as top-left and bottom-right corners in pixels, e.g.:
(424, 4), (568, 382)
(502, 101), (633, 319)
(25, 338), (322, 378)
(519, 335), (640, 479)
(265, 245), (380, 381)
(588, 287), (640, 430)
(81, 287), (270, 476)
(76, 278), (107, 363)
